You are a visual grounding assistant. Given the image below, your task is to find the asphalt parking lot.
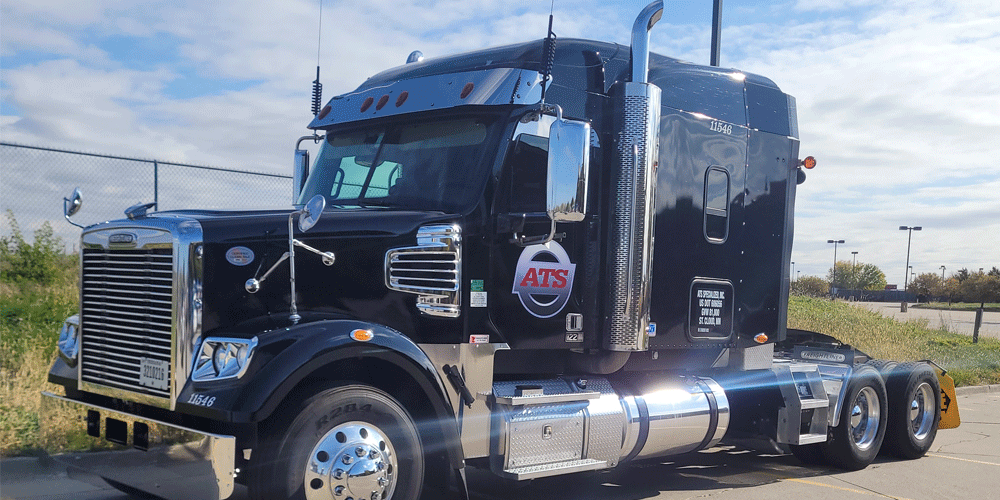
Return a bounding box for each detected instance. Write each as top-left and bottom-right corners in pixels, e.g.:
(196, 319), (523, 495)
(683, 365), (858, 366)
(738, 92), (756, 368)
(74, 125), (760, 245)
(3, 387), (999, 500)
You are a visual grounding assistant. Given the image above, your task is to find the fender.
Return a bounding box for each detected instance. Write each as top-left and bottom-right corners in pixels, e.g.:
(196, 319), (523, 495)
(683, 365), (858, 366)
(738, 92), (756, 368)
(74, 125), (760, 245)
(178, 318), (465, 467)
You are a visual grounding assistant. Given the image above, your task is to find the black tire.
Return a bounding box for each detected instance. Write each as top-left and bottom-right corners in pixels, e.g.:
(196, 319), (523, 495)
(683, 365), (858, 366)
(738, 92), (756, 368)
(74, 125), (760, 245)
(865, 359), (898, 376)
(883, 362), (940, 459)
(820, 364), (887, 470)
(248, 384), (425, 500)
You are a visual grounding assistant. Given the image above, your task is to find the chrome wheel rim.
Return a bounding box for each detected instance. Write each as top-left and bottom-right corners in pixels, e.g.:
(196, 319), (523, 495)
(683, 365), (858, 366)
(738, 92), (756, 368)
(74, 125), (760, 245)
(304, 422), (398, 500)
(909, 382), (935, 440)
(849, 386), (881, 451)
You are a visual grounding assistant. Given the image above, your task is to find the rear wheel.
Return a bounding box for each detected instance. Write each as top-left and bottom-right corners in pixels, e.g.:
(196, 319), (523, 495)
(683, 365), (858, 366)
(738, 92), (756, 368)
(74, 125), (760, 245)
(821, 364), (887, 470)
(883, 362), (940, 459)
(248, 384), (424, 500)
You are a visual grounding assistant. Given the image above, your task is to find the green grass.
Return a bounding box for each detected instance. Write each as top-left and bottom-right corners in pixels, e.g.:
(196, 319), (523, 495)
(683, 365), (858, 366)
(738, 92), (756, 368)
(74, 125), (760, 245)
(912, 302), (1000, 313)
(788, 295), (1000, 386)
(0, 261), (79, 457)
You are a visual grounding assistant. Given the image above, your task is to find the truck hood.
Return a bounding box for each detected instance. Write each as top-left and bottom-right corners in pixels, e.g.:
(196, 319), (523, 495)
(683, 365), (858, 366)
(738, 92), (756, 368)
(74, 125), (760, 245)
(148, 208), (457, 335)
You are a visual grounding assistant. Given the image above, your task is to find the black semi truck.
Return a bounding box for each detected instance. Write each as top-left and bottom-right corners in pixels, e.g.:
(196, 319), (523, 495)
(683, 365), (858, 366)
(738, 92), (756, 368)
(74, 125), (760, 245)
(42, 2), (959, 499)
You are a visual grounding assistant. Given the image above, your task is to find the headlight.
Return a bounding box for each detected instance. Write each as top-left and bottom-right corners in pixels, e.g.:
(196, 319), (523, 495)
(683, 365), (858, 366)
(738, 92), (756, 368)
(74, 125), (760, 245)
(192, 337), (258, 382)
(57, 315), (80, 366)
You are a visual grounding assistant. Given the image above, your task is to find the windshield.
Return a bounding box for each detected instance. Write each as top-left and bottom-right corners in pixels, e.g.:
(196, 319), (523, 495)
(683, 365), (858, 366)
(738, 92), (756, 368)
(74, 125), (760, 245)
(298, 114), (500, 212)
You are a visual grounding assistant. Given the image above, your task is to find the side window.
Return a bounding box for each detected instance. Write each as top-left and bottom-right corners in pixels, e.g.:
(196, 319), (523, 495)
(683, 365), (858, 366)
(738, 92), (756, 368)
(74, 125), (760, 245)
(508, 134), (548, 213)
(704, 167), (730, 243)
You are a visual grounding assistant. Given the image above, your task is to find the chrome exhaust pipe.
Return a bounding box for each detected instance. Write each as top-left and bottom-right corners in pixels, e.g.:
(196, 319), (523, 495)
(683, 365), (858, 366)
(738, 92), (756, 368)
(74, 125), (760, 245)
(631, 1), (664, 84)
(605, 0), (664, 352)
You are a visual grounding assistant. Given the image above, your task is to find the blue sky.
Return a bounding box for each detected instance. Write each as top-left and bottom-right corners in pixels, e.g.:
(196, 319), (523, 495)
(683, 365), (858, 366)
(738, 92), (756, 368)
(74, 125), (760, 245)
(2, 0), (999, 286)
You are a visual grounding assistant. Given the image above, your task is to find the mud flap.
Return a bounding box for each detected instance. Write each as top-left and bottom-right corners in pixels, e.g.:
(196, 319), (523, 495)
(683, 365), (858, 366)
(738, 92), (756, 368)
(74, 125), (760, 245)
(932, 366), (961, 429)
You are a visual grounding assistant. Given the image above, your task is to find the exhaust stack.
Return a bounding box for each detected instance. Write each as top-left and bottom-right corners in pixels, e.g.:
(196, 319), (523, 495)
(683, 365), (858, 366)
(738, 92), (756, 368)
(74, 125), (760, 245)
(605, 1), (664, 352)
(630, 1), (665, 83)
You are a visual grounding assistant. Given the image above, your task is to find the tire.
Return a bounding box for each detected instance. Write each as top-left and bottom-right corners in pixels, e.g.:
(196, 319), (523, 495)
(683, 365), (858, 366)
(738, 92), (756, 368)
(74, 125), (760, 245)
(820, 364), (887, 470)
(248, 384), (424, 500)
(883, 362), (940, 459)
(864, 359), (897, 376)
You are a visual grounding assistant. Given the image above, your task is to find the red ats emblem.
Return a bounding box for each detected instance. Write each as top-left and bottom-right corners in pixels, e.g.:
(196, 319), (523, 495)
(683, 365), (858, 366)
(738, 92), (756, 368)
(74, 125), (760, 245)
(512, 242), (576, 318)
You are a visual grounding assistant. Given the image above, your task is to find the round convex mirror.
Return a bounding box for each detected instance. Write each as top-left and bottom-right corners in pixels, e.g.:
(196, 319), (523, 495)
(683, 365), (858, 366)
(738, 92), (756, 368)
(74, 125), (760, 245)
(65, 187), (83, 217)
(298, 194), (326, 232)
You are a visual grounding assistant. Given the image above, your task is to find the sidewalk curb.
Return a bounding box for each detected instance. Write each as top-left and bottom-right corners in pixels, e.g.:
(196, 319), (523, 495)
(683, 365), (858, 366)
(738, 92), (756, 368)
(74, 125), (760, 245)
(955, 384), (1000, 396)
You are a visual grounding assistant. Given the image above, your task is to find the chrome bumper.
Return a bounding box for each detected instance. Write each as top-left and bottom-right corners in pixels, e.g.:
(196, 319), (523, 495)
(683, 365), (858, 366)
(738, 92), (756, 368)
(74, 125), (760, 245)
(40, 392), (235, 500)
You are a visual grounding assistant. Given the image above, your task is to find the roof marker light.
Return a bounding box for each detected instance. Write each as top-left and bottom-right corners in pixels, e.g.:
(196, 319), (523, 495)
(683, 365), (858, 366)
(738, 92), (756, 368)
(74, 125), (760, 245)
(375, 95), (390, 111)
(396, 91), (409, 107)
(318, 105), (331, 120)
(360, 97), (374, 113)
(460, 82), (474, 99)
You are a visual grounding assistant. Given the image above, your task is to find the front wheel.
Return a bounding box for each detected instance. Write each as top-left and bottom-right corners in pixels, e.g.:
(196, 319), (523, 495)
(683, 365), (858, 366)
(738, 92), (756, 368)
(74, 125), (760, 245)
(248, 384), (424, 500)
(821, 364), (887, 470)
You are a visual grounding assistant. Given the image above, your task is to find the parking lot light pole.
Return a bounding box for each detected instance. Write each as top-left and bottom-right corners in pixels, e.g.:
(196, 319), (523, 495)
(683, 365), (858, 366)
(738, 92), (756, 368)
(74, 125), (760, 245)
(828, 239), (845, 298)
(899, 226), (922, 311)
(851, 251), (859, 290)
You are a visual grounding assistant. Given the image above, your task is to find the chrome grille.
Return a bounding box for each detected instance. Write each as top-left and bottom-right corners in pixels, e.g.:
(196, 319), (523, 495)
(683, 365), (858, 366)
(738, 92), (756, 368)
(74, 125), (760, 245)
(80, 248), (173, 398)
(385, 224), (461, 318)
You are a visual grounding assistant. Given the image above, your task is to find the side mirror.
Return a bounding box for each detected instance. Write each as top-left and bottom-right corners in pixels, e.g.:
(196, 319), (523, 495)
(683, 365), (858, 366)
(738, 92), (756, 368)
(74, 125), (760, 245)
(63, 187), (84, 228)
(65, 187), (83, 217)
(547, 116), (590, 222)
(298, 194), (326, 232)
(293, 148), (309, 205)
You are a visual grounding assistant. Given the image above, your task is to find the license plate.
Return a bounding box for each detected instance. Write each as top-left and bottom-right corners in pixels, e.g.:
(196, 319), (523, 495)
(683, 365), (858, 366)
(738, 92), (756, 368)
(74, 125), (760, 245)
(139, 358), (169, 391)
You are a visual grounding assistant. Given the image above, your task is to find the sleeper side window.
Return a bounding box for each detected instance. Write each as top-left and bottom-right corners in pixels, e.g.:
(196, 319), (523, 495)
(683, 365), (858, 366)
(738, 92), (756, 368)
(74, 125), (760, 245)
(704, 167), (730, 243)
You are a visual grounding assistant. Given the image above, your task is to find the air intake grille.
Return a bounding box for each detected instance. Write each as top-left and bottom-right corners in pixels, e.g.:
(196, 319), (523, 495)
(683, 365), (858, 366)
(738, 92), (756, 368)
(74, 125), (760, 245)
(80, 248), (173, 398)
(385, 224), (461, 317)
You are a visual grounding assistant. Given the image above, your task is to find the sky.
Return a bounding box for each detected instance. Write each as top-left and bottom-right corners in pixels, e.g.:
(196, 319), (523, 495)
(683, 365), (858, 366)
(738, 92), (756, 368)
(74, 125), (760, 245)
(2, 0), (998, 287)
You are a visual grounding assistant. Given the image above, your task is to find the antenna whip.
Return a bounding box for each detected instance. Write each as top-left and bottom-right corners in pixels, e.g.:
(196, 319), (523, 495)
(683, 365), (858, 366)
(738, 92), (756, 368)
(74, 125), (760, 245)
(311, 0), (324, 117)
(540, 0), (557, 104)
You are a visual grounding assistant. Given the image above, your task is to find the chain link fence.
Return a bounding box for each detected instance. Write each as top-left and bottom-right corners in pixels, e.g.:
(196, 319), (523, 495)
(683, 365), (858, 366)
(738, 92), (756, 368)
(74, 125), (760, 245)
(1, 142), (294, 251)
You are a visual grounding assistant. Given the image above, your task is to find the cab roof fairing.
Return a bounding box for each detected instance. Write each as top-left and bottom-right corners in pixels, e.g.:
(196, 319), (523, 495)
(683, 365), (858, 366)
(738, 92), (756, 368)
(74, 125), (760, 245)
(307, 68), (548, 130)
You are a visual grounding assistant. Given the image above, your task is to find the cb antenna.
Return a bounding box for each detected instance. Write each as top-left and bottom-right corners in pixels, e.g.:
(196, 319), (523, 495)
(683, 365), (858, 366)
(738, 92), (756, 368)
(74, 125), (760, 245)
(311, 0), (324, 119)
(540, 0), (557, 105)
(309, 0), (324, 142)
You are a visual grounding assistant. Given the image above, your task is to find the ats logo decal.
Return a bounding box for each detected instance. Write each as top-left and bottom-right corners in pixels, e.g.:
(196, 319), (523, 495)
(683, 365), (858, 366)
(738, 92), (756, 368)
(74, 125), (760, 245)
(512, 242), (576, 318)
(226, 246), (255, 266)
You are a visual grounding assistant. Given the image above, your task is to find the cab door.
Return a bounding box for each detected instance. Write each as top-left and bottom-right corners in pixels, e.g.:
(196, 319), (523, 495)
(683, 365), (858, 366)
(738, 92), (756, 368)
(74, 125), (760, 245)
(487, 117), (599, 350)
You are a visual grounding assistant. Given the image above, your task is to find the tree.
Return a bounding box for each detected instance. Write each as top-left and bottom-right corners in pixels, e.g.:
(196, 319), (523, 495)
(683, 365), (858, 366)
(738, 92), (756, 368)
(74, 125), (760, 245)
(791, 275), (830, 298)
(908, 273), (941, 301)
(989, 267), (999, 278)
(958, 271), (1000, 305)
(0, 210), (66, 285)
(826, 260), (886, 290)
(938, 277), (961, 304)
(955, 268), (971, 283)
